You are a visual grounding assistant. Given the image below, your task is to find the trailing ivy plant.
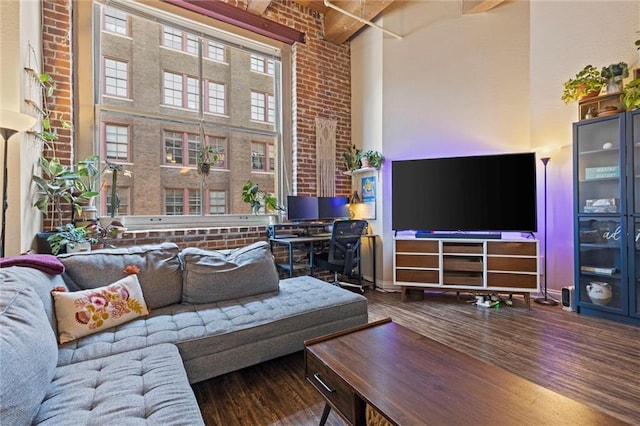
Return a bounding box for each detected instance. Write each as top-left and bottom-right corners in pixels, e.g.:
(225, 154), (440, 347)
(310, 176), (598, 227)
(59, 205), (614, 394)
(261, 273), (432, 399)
(561, 65), (607, 104)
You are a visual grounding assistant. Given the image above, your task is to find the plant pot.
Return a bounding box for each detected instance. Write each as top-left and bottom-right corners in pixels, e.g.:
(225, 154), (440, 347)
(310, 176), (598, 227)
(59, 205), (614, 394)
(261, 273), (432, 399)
(360, 158), (370, 168)
(67, 241), (91, 253)
(35, 231), (56, 254)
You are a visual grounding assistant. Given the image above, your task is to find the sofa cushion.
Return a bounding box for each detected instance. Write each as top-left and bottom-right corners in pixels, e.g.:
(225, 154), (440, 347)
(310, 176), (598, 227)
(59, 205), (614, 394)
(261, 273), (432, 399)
(180, 241), (279, 304)
(56, 275), (368, 384)
(0, 282), (59, 426)
(34, 343), (204, 425)
(58, 243), (183, 310)
(52, 274), (150, 344)
(0, 266), (69, 334)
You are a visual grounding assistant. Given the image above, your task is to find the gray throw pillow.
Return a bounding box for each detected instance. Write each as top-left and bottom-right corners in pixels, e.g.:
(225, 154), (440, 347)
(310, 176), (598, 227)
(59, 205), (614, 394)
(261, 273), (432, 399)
(180, 241), (279, 304)
(58, 243), (183, 310)
(0, 282), (58, 425)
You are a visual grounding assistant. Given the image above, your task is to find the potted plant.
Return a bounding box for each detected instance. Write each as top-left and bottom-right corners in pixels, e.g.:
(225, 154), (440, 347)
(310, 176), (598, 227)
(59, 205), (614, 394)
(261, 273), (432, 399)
(343, 144), (362, 172)
(32, 156), (80, 230)
(623, 78), (640, 111)
(241, 180), (283, 215)
(601, 62), (629, 94)
(361, 150), (384, 170)
(561, 65), (607, 104)
(197, 145), (219, 177)
(47, 223), (98, 255)
(73, 155), (102, 224)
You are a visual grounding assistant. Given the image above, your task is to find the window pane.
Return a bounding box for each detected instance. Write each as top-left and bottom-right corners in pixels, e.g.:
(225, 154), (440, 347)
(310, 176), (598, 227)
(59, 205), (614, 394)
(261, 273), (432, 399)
(186, 76), (199, 110)
(164, 131), (183, 164)
(104, 58), (128, 97)
(251, 142), (266, 171)
(165, 189), (183, 215)
(187, 134), (199, 166)
(251, 91), (265, 121)
(163, 72), (183, 107)
(188, 189), (201, 215)
(162, 26), (183, 50)
(93, 4), (282, 218)
(207, 81), (225, 114)
(208, 136), (226, 167)
(104, 7), (127, 35)
(209, 190), (226, 214)
(105, 124), (128, 160)
(186, 34), (199, 55)
(207, 41), (225, 62)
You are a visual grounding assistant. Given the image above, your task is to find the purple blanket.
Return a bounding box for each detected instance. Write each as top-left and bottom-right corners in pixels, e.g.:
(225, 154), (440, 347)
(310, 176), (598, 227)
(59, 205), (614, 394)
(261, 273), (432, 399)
(0, 254), (65, 275)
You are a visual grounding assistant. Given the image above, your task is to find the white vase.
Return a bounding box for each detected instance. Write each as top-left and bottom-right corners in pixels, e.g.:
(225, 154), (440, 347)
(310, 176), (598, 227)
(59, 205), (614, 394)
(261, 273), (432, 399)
(586, 281), (612, 306)
(360, 158), (370, 168)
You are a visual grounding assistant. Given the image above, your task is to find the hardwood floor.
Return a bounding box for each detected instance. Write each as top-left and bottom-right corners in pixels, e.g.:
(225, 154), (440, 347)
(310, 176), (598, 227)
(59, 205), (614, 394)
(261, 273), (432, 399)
(191, 289), (640, 425)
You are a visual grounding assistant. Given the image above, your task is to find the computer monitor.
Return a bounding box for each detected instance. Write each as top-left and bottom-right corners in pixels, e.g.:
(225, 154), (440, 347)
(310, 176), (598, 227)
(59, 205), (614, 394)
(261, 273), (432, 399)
(287, 196), (319, 222)
(318, 196), (349, 220)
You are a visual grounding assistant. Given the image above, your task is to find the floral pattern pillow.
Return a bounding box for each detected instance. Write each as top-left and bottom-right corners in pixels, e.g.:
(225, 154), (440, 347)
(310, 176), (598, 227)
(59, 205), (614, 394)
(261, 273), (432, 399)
(52, 274), (149, 344)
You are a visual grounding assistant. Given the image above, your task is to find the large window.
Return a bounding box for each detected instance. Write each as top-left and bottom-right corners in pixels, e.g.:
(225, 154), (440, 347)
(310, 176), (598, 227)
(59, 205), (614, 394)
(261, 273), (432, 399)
(79, 1), (286, 224)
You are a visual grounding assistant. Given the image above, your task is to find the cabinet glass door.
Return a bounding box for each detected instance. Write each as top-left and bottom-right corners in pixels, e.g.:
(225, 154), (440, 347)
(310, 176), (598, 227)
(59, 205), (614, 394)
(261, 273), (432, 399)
(575, 115), (626, 314)
(577, 218), (626, 312)
(631, 111), (640, 318)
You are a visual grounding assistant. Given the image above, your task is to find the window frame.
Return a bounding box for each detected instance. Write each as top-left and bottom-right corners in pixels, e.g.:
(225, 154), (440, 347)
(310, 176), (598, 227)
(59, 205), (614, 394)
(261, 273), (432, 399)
(75, 0), (293, 229)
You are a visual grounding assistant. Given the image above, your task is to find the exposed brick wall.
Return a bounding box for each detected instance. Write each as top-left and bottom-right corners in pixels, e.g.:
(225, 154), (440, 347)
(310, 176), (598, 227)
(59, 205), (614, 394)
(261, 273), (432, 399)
(42, 0), (73, 230)
(41, 0), (352, 250)
(265, 1), (352, 196)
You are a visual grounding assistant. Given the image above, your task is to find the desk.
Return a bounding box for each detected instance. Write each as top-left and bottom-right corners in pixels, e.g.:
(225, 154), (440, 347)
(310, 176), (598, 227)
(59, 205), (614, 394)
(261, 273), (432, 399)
(269, 235), (330, 278)
(269, 234), (377, 289)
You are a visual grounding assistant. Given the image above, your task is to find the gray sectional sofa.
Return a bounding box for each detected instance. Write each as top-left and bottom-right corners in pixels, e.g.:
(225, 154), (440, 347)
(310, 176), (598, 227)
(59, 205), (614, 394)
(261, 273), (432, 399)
(0, 241), (368, 425)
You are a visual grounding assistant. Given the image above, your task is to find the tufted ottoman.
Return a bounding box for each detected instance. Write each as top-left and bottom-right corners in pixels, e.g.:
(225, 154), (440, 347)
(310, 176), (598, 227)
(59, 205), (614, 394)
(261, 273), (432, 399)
(34, 344), (204, 425)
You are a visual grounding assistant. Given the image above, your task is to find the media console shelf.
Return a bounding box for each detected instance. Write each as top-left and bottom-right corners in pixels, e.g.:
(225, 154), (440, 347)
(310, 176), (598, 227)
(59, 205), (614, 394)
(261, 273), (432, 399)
(394, 237), (539, 307)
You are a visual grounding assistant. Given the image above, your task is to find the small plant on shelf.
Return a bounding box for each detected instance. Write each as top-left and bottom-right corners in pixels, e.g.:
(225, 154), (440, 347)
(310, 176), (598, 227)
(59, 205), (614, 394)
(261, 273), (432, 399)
(623, 78), (640, 111)
(601, 62), (629, 94)
(361, 150), (384, 170)
(561, 65), (607, 104)
(47, 223), (98, 255)
(343, 144), (362, 172)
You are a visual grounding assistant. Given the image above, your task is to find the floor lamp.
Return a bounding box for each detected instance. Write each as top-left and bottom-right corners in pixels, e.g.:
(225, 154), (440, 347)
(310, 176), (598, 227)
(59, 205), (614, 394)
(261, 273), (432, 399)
(0, 110), (37, 258)
(535, 156), (558, 306)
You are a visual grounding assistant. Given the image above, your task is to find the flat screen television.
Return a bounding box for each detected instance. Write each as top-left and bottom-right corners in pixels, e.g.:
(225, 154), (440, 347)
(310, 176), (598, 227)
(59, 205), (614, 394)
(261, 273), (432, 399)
(392, 152), (537, 233)
(318, 196), (349, 220)
(287, 196), (319, 221)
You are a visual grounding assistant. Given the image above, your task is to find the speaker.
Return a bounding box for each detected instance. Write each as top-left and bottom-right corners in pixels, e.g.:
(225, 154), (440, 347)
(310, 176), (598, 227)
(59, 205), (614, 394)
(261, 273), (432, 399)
(561, 286), (576, 312)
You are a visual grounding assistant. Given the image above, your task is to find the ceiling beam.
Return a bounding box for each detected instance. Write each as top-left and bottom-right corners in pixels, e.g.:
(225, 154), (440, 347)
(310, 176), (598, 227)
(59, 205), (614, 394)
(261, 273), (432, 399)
(162, 0), (305, 44)
(322, 0), (394, 45)
(462, 0), (505, 14)
(246, 0), (272, 15)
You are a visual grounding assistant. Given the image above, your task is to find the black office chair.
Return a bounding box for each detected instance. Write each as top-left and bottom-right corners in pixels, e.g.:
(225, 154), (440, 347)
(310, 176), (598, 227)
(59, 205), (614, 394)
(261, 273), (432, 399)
(313, 220), (368, 292)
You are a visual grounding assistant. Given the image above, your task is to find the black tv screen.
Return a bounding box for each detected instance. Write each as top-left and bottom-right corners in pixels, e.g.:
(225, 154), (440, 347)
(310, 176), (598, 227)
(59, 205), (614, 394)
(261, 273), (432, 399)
(287, 196), (318, 221)
(392, 152), (537, 233)
(318, 196), (349, 220)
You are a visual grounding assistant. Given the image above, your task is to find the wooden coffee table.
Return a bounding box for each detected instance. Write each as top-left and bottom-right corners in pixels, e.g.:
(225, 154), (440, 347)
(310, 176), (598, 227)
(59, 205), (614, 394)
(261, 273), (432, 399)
(304, 318), (625, 426)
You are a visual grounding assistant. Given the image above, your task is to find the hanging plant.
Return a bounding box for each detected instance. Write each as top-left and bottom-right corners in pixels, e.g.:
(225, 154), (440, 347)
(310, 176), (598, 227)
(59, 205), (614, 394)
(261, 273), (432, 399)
(197, 145), (218, 177)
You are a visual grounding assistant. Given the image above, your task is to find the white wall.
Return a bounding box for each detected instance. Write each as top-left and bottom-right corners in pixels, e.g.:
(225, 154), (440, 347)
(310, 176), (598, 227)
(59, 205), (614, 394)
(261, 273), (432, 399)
(0, 0), (41, 256)
(351, 1), (640, 293)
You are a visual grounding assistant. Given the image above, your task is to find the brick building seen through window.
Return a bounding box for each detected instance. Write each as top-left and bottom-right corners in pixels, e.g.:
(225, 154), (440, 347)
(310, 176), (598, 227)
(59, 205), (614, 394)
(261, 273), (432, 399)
(86, 3), (281, 217)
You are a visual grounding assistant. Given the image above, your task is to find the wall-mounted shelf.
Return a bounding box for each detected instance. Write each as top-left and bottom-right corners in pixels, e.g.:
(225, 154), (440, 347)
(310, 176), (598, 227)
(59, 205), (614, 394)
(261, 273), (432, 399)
(343, 167), (377, 176)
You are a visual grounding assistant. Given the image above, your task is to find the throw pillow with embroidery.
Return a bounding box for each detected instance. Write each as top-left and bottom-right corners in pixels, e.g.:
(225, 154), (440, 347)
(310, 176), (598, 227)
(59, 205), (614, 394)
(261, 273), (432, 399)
(52, 274), (149, 344)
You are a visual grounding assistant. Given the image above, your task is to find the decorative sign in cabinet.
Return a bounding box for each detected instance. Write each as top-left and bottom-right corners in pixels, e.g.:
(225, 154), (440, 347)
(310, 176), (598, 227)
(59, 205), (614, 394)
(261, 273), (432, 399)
(573, 110), (640, 325)
(394, 238), (539, 307)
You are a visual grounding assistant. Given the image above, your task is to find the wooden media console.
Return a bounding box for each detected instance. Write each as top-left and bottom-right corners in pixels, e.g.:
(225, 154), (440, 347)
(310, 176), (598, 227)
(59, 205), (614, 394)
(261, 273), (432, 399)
(394, 237), (539, 307)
